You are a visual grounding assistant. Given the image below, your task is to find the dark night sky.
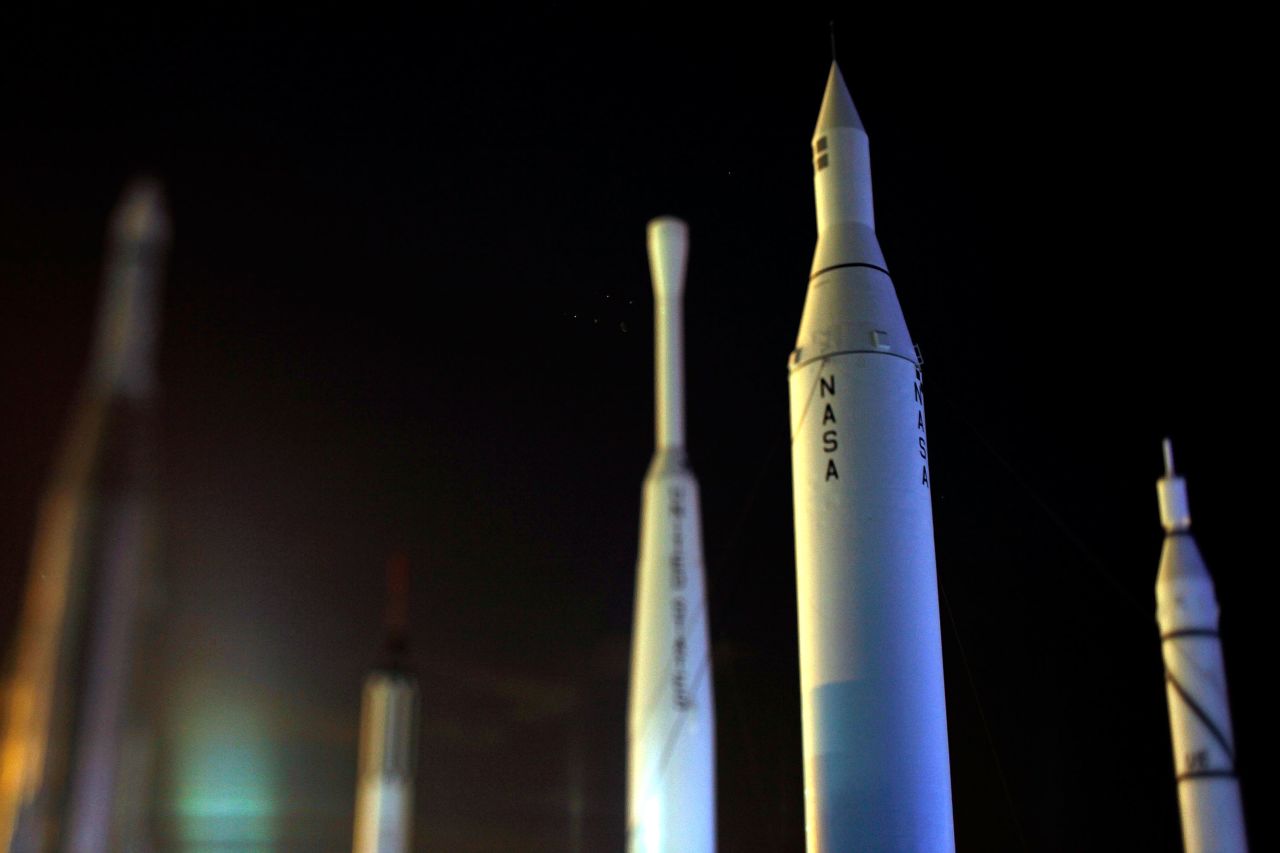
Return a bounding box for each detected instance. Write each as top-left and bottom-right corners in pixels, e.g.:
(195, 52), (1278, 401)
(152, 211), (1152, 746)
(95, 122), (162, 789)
(0, 11), (1270, 851)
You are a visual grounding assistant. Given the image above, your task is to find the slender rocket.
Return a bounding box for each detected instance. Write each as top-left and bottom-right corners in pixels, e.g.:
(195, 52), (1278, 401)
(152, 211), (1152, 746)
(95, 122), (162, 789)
(626, 217), (716, 852)
(1155, 440), (1247, 852)
(0, 178), (169, 852)
(787, 62), (954, 851)
(352, 555), (421, 853)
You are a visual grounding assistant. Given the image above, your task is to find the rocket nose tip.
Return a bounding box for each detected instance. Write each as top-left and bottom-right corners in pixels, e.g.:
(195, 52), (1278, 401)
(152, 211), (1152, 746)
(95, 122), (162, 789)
(1161, 438), (1176, 476)
(815, 61), (864, 133)
(112, 176), (172, 242)
(646, 215), (688, 243)
(646, 216), (689, 297)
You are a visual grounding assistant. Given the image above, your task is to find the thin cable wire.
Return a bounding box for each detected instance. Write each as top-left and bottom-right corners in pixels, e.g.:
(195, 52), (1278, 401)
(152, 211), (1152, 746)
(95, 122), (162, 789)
(928, 374), (1220, 684)
(938, 576), (1030, 851)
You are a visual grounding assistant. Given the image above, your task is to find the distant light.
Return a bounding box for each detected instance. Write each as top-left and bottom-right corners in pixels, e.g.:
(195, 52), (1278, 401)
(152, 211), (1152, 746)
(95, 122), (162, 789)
(171, 682), (279, 847)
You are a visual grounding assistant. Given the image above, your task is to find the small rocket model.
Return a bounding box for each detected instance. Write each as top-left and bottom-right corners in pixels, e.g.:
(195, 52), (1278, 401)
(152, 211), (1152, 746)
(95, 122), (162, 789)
(626, 217), (716, 852)
(787, 63), (954, 851)
(0, 178), (169, 851)
(352, 555), (421, 853)
(1155, 440), (1247, 852)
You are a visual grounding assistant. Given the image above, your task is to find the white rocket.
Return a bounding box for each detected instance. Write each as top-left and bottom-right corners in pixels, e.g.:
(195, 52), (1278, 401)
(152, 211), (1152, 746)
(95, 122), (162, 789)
(1155, 440), (1247, 852)
(787, 63), (954, 851)
(626, 217), (716, 852)
(0, 178), (169, 852)
(352, 556), (421, 853)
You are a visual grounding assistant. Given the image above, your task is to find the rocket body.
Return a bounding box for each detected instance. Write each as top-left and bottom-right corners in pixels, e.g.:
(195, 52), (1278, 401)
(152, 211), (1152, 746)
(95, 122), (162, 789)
(626, 218), (716, 853)
(1155, 444), (1247, 852)
(0, 179), (169, 851)
(353, 556), (420, 853)
(352, 670), (420, 853)
(628, 451), (716, 853)
(787, 64), (954, 852)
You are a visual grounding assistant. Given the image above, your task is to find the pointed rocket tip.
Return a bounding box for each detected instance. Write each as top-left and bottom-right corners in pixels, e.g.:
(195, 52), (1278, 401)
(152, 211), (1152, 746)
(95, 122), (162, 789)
(815, 60), (864, 135)
(111, 176), (171, 244)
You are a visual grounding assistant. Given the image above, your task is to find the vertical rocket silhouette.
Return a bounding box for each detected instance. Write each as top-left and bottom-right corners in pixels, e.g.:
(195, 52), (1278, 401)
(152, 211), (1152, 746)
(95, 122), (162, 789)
(1155, 441), (1247, 852)
(787, 63), (955, 851)
(352, 555), (421, 853)
(626, 217), (716, 852)
(0, 178), (170, 851)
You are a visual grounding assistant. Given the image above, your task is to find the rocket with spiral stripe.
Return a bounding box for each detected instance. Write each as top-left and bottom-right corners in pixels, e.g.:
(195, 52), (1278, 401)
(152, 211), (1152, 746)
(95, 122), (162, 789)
(626, 217), (716, 852)
(352, 556), (421, 853)
(787, 62), (954, 851)
(1155, 440), (1247, 852)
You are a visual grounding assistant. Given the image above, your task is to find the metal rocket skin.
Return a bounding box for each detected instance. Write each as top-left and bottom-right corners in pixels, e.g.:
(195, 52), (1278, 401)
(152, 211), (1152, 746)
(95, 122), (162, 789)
(353, 557), (421, 853)
(352, 672), (420, 853)
(626, 217), (716, 853)
(0, 179), (169, 852)
(1155, 441), (1247, 853)
(787, 64), (954, 851)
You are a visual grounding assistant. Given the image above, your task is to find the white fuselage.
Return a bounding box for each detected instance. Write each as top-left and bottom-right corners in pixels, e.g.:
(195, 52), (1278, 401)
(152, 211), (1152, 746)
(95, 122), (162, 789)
(788, 64), (954, 852)
(1156, 468), (1247, 853)
(626, 218), (716, 853)
(627, 453), (716, 853)
(352, 671), (419, 853)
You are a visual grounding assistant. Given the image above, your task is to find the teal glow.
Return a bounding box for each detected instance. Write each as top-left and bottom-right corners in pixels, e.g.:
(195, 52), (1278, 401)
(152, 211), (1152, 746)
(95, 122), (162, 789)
(170, 680), (280, 849)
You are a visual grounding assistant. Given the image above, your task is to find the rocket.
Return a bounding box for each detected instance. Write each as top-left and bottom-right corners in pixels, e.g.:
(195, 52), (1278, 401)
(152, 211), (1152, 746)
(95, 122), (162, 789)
(626, 217), (716, 852)
(0, 178), (169, 851)
(1155, 440), (1247, 852)
(352, 555), (421, 853)
(787, 63), (955, 851)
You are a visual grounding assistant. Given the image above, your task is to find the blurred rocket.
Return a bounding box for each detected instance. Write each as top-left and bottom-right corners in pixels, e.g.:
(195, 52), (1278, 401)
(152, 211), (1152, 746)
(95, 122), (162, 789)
(787, 63), (954, 851)
(0, 178), (169, 851)
(352, 555), (421, 853)
(1155, 440), (1247, 852)
(626, 217), (716, 852)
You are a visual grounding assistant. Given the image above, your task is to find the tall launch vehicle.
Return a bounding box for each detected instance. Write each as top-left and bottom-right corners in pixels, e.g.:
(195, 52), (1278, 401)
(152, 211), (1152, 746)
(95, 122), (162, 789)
(626, 217), (716, 852)
(1155, 441), (1247, 852)
(787, 64), (955, 851)
(352, 555), (421, 853)
(0, 179), (170, 851)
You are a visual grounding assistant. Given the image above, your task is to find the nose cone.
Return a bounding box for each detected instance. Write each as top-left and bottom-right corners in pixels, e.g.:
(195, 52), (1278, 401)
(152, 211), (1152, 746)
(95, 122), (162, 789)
(647, 216), (689, 299)
(109, 176), (171, 244)
(814, 62), (864, 135)
(92, 177), (171, 397)
(808, 59), (881, 270)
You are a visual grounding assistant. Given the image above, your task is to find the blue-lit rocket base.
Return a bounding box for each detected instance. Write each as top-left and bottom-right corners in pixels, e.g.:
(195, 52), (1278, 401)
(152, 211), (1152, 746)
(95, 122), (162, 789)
(787, 64), (954, 852)
(1155, 441), (1247, 853)
(626, 217), (716, 853)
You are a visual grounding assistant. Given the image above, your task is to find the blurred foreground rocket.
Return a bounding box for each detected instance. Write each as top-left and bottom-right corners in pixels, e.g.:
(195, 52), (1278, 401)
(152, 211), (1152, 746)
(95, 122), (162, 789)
(626, 218), (716, 852)
(352, 555), (421, 853)
(0, 179), (169, 851)
(1155, 441), (1247, 852)
(787, 64), (954, 851)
